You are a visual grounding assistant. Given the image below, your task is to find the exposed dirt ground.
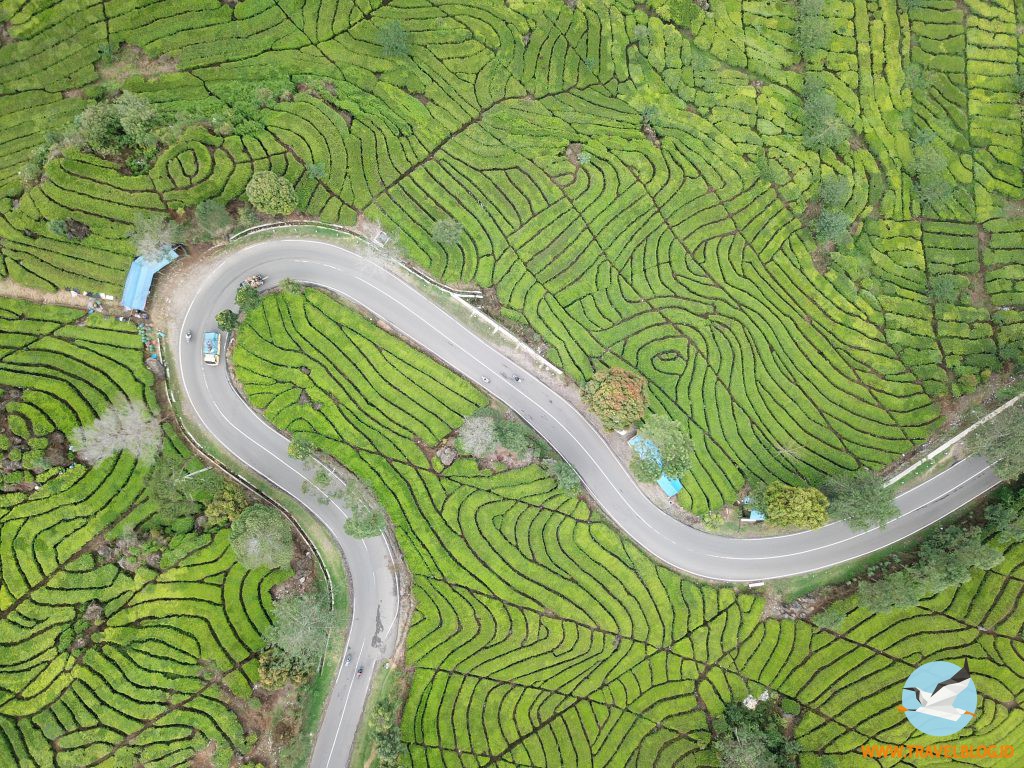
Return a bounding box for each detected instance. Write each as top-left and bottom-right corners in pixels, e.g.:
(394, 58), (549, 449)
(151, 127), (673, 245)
(0, 279), (92, 308)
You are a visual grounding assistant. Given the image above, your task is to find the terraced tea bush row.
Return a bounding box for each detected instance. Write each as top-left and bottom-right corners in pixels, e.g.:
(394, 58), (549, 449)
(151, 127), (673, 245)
(235, 290), (1024, 767)
(1, 0), (1021, 510)
(0, 298), (291, 768)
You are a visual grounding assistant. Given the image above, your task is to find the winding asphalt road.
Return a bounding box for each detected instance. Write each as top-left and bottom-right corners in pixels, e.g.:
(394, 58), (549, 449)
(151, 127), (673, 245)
(173, 237), (1003, 766)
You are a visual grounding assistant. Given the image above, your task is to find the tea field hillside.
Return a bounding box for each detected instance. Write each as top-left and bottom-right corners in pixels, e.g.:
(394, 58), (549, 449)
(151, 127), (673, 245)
(235, 289), (1024, 767)
(1, 0), (1022, 510)
(0, 297), (294, 768)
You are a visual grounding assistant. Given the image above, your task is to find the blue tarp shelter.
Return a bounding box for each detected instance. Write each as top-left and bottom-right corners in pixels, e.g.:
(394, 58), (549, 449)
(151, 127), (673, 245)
(121, 251), (175, 310)
(628, 435), (683, 497)
(740, 495), (765, 522)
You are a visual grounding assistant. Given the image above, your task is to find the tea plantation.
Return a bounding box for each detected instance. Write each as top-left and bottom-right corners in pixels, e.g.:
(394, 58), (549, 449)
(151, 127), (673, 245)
(3, 0), (1021, 510)
(235, 290), (1024, 766)
(0, 298), (290, 768)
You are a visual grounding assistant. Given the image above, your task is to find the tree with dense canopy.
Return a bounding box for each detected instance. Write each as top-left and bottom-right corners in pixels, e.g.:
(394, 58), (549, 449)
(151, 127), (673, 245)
(245, 170), (296, 215)
(637, 413), (692, 477)
(73, 91), (158, 158)
(543, 457), (582, 494)
(823, 469), (899, 530)
(378, 20), (411, 57)
(763, 482), (829, 528)
(986, 487), (1024, 543)
(714, 698), (797, 768)
(631, 454), (663, 483)
(583, 368), (647, 430)
(967, 401), (1024, 480)
(430, 217), (463, 247)
(215, 308), (239, 332)
(857, 525), (1003, 612)
(235, 284), (261, 312)
(191, 199), (233, 241)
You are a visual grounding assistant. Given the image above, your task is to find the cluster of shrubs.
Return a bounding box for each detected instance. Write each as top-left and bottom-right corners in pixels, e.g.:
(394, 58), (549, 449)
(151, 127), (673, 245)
(457, 406), (581, 494)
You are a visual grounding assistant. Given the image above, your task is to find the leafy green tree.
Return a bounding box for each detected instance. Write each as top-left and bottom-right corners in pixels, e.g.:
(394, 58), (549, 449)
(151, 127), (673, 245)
(823, 469), (898, 530)
(582, 368), (647, 431)
(986, 487), (1024, 543)
(192, 199), (233, 240)
(857, 568), (921, 612)
(631, 453), (663, 483)
(911, 133), (955, 208)
(813, 209), (852, 246)
(494, 418), (537, 458)
(245, 170), (296, 215)
(73, 92), (157, 156)
(235, 284), (261, 312)
(927, 273), (964, 305)
(216, 308), (239, 332)
(378, 20), (411, 56)
(369, 691), (403, 768)
(967, 401), (1024, 480)
(430, 217), (463, 247)
(811, 601), (848, 631)
(543, 457), (582, 494)
(802, 78), (849, 151)
(146, 456), (199, 527)
(763, 482), (829, 528)
(857, 526), (1003, 612)
(795, 0), (830, 64)
(922, 526), (1002, 586)
(230, 505), (294, 569)
(817, 175), (851, 209)
(718, 724), (776, 768)
(638, 414), (692, 477)
(204, 483), (248, 526)
(715, 697), (797, 768)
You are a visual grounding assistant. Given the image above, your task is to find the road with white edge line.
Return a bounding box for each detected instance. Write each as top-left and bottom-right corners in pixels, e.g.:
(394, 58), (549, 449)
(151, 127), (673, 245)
(174, 237), (1004, 767)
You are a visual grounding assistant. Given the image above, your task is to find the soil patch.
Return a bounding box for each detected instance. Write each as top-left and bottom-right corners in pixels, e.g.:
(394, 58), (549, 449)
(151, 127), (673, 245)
(97, 44), (177, 82)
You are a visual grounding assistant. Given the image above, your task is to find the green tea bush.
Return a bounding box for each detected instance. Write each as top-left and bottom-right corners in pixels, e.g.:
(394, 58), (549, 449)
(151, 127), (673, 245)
(0, 0), (1019, 517)
(0, 298), (290, 767)
(233, 290), (1024, 766)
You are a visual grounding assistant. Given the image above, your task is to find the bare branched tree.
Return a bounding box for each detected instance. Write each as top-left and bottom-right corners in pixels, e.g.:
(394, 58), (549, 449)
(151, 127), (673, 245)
(72, 399), (162, 464)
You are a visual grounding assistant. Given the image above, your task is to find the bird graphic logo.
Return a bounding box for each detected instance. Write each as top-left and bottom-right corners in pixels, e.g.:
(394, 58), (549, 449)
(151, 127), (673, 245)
(898, 659), (977, 736)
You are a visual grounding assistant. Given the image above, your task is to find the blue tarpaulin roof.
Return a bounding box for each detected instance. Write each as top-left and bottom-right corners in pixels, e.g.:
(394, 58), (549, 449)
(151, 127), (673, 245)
(121, 251), (175, 310)
(628, 434), (683, 497)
